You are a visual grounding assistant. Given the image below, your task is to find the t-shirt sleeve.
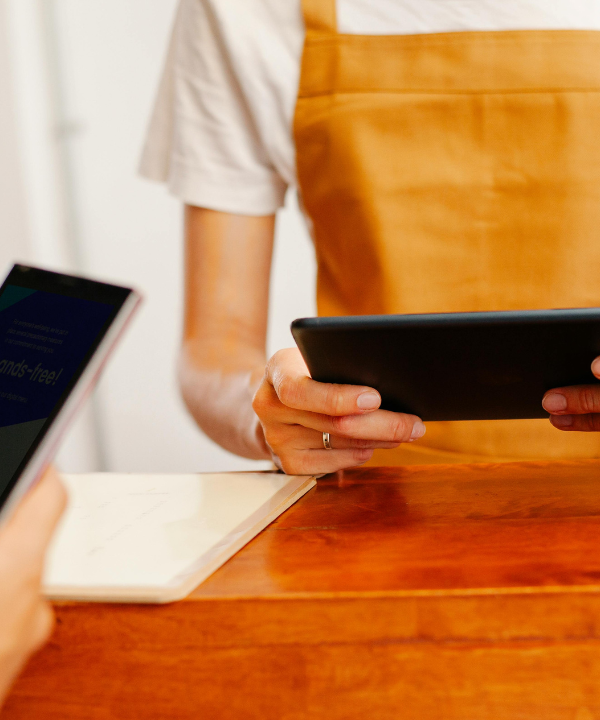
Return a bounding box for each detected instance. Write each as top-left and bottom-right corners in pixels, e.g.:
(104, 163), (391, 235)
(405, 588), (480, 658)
(139, 0), (288, 215)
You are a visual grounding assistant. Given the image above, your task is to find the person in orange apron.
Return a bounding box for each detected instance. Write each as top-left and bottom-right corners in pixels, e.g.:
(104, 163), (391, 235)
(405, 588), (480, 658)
(141, 0), (600, 474)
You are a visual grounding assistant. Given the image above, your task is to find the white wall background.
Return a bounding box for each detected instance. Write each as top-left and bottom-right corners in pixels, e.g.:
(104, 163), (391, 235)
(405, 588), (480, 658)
(0, 1), (29, 269)
(0, 0), (316, 474)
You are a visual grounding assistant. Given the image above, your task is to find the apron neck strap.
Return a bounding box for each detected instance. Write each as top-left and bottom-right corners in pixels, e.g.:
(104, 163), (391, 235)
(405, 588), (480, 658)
(302, 0), (337, 35)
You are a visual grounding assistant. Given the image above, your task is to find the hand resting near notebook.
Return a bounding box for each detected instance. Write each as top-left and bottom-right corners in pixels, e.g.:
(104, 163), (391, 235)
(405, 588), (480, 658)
(0, 467), (66, 709)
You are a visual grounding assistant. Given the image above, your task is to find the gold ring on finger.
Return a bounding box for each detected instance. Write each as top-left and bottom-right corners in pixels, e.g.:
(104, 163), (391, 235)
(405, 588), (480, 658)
(322, 432), (332, 450)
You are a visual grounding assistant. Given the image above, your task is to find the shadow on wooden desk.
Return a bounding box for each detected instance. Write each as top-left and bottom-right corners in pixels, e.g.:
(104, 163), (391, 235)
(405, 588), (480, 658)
(6, 460), (600, 719)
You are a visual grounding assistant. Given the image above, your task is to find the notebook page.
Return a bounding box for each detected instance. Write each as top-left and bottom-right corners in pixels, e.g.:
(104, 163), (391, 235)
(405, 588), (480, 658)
(43, 473), (313, 593)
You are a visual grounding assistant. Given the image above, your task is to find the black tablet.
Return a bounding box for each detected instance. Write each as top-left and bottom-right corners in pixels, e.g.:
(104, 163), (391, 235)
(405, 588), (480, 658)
(291, 309), (600, 422)
(0, 264), (140, 524)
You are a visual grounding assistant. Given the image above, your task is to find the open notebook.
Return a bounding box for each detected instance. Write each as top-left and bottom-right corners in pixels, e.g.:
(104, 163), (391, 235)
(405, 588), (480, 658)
(43, 472), (316, 603)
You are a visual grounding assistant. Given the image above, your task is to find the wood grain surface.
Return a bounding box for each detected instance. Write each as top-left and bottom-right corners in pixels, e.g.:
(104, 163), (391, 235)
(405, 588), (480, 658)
(5, 460), (600, 719)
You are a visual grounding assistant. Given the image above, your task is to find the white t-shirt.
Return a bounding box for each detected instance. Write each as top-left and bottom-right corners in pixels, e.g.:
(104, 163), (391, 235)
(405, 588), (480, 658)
(140, 0), (600, 216)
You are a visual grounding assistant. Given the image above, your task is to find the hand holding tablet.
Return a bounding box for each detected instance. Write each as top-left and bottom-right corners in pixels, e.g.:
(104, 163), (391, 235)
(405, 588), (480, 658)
(254, 309), (600, 474)
(542, 357), (600, 432)
(252, 347), (425, 475)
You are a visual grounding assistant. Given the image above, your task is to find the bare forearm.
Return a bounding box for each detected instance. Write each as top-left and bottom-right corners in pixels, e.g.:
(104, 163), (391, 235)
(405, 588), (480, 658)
(0, 651), (30, 709)
(179, 342), (269, 459)
(182, 205), (275, 459)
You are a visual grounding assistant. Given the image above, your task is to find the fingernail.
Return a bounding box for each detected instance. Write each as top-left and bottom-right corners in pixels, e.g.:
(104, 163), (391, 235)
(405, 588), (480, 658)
(552, 414), (573, 427)
(542, 393), (567, 412)
(357, 391), (380, 410)
(410, 421), (426, 440)
(593, 358), (600, 377)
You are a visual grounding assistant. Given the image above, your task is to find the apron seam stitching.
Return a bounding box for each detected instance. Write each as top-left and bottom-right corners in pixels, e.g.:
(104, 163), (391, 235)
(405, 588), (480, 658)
(305, 32), (600, 47)
(298, 88), (600, 98)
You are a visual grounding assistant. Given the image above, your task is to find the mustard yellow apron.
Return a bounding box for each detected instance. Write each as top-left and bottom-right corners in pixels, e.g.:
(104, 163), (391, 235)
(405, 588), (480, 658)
(294, 0), (600, 464)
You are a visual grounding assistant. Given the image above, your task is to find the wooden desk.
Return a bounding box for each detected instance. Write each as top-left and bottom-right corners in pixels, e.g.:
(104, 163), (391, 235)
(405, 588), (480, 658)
(5, 460), (600, 719)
